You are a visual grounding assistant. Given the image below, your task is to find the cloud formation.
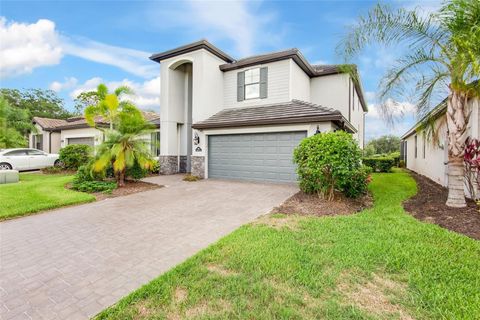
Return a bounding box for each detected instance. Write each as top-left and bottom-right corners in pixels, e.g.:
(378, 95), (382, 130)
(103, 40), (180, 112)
(67, 76), (160, 111)
(147, 0), (282, 57)
(0, 17), (156, 79)
(0, 17), (63, 77)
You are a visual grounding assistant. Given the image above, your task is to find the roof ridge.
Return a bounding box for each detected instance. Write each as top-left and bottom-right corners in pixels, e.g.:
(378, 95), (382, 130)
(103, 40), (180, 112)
(233, 48), (298, 63)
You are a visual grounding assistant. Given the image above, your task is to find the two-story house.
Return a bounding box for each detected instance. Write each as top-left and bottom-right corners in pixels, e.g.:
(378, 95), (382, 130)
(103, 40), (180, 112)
(150, 40), (367, 183)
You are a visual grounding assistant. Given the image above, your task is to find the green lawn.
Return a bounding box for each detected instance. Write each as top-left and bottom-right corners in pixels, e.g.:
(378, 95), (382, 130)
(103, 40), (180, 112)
(96, 170), (480, 320)
(0, 173), (95, 220)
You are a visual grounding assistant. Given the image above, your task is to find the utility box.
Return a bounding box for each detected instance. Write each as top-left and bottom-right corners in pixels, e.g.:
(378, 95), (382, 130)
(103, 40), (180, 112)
(0, 170), (19, 184)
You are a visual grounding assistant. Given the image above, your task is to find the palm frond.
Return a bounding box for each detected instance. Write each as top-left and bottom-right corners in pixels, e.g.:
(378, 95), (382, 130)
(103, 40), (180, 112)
(114, 86), (134, 97)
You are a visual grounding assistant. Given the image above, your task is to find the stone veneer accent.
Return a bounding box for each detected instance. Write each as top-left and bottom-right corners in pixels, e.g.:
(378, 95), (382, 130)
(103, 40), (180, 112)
(159, 156), (178, 175)
(191, 156), (205, 179)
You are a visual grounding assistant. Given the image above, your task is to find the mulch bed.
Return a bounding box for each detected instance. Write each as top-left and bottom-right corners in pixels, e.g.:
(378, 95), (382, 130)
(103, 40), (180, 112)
(93, 180), (162, 201)
(403, 171), (480, 240)
(272, 191), (373, 217)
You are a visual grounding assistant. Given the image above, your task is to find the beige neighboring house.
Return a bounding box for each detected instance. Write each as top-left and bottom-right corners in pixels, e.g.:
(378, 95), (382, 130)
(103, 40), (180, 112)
(401, 98), (479, 195)
(30, 112), (161, 156)
(150, 40), (368, 182)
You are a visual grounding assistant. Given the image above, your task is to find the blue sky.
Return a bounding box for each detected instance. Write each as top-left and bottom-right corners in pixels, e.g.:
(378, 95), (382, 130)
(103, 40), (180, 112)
(0, 0), (442, 140)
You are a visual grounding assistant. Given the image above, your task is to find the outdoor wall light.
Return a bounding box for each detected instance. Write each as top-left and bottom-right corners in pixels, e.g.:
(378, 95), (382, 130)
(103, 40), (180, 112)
(315, 125), (321, 135)
(193, 132), (200, 145)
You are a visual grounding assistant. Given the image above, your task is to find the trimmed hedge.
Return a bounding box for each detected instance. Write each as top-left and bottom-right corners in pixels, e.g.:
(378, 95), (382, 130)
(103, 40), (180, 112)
(363, 157), (395, 172)
(293, 131), (369, 199)
(59, 144), (92, 169)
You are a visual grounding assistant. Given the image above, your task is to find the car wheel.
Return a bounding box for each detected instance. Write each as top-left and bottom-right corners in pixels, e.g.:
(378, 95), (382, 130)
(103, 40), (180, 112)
(0, 163), (12, 170)
(54, 160), (63, 168)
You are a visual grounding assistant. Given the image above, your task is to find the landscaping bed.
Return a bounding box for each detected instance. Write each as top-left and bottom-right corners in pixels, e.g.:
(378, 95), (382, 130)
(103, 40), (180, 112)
(272, 191), (372, 216)
(403, 171), (480, 240)
(92, 180), (161, 201)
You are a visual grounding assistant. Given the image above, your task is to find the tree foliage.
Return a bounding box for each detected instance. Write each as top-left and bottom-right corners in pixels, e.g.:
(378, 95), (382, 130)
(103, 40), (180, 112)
(0, 95), (35, 148)
(73, 91), (99, 115)
(0, 88), (72, 119)
(84, 84), (134, 130)
(364, 135), (401, 156)
(87, 84), (155, 187)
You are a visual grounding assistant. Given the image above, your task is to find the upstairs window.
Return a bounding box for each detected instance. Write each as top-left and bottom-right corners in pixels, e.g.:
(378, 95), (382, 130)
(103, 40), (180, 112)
(244, 68), (260, 99)
(237, 67), (268, 101)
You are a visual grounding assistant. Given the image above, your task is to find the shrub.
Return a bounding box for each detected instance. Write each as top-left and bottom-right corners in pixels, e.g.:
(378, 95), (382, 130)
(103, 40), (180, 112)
(72, 180), (117, 193)
(362, 157), (395, 172)
(399, 160), (406, 168)
(150, 160), (160, 174)
(183, 174), (200, 182)
(293, 131), (368, 200)
(59, 144), (92, 169)
(75, 162), (105, 183)
(126, 160), (148, 180)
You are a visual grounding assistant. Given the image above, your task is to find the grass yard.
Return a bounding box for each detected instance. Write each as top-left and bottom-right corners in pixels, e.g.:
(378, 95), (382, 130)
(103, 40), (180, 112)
(96, 171), (480, 320)
(0, 173), (95, 220)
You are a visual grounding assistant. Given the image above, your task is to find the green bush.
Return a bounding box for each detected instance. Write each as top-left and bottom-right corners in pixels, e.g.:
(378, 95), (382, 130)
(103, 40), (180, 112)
(399, 160), (406, 168)
(363, 157), (395, 172)
(75, 162), (105, 183)
(59, 144), (92, 169)
(150, 160), (160, 174)
(126, 160), (148, 180)
(293, 131), (369, 199)
(72, 180), (117, 193)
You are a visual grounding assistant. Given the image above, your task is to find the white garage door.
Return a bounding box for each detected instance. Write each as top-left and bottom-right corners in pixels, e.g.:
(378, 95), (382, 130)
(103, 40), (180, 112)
(67, 137), (94, 147)
(208, 131), (306, 183)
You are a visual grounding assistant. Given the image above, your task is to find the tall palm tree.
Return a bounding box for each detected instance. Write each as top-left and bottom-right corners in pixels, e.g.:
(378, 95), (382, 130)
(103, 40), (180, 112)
(84, 84), (134, 130)
(338, 0), (480, 207)
(93, 104), (155, 187)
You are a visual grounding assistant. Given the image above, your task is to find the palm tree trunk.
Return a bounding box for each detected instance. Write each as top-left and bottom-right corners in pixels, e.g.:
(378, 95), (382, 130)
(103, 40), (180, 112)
(118, 169), (126, 187)
(445, 89), (469, 208)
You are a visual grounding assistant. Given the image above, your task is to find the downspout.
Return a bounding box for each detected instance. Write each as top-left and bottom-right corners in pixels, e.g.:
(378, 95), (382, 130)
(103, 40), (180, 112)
(49, 131), (51, 153)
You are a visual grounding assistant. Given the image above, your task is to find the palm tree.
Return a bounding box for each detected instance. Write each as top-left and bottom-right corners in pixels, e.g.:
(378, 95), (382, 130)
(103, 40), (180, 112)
(338, 0), (480, 207)
(84, 84), (134, 130)
(93, 104), (155, 187)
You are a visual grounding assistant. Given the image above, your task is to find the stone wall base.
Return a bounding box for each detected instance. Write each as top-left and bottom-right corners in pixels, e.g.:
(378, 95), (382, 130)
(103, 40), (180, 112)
(159, 156), (178, 175)
(191, 156), (205, 179)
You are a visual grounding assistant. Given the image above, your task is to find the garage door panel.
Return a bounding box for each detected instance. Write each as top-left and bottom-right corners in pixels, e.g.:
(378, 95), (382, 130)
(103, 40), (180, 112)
(208, 131), (306, 183)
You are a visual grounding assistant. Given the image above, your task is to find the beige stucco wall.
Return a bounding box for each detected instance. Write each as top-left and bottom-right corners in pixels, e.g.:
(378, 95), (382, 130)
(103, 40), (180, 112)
(60, 127), (104, 148)
(404, 98), (479, 192)
(290, 60), (311, 101)
(223, 59), (291, 109)
(29, 124), (62, 153)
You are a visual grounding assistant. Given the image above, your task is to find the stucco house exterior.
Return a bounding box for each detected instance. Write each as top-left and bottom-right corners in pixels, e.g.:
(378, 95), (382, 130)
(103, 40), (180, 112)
(30, 112), (160, 156)
(401, 98), (479, 193)
(150, 40), (367, 183)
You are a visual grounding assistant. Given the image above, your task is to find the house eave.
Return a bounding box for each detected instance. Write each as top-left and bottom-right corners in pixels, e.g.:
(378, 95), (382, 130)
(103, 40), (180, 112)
(150, 39), (234, 63)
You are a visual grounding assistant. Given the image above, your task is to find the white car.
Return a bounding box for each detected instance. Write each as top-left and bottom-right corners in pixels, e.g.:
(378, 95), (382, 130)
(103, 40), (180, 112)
(0, 148), (61, 171)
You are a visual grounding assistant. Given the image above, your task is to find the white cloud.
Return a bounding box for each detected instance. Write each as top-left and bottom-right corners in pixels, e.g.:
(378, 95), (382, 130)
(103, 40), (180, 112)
(62, 37), (157, 78)
(49, 77), (78, 92)
(0, 17), (63, 77)
(69, 76), (160, 111)
(0, 17), (157, 79)
(148, 0), (282, 57)
(367, 99), (416, 120)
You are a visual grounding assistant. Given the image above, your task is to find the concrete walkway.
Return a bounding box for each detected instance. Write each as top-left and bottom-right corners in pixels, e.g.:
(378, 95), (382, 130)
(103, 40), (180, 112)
(0, 175), (297, 320)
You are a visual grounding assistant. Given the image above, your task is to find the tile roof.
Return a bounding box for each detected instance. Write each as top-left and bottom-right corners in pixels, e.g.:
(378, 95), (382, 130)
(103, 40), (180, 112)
(33, 111), (160, 131)
(192, 100), (356, 132)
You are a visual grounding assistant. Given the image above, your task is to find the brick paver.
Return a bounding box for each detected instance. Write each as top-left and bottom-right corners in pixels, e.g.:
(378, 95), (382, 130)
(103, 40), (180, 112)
(0, 175), (297, 319)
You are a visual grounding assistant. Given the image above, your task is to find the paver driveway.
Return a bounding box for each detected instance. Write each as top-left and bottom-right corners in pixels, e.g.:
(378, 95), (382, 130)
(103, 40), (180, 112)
(0, 175), (297, 320)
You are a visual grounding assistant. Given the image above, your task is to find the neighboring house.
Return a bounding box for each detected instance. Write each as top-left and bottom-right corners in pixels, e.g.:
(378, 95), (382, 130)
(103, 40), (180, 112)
(401, 98), (479, 193)
(150, 40), (368, 183)
(30, 112), (161, 156)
